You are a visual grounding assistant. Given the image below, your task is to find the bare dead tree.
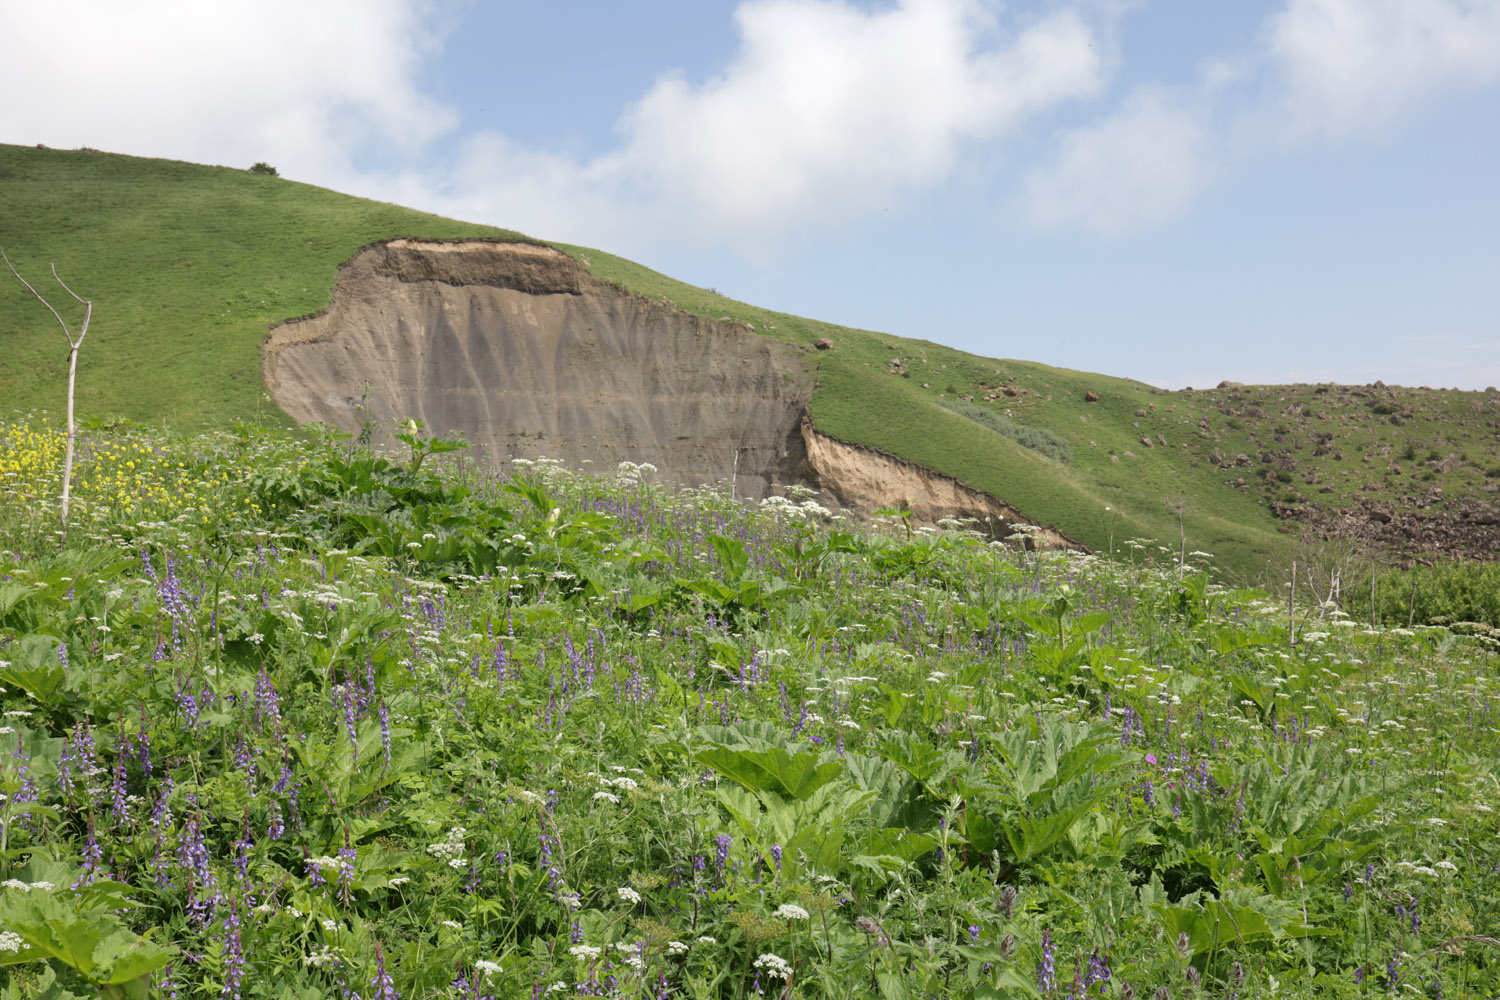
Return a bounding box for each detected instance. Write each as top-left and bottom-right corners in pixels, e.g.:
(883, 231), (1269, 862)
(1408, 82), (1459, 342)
(2, 247), (91, 527)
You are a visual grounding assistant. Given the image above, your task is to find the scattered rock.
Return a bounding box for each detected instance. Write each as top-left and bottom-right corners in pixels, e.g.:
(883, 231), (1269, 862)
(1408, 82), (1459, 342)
(1085, 391), (1099, 402)
(815, 338), (834, 351)
(1218, 380), (1243, 388)
(1140, 437), (1154, 448)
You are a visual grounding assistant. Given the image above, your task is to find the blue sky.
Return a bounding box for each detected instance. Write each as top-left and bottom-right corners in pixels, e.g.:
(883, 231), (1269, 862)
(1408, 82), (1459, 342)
(4, 0), (1498, 389)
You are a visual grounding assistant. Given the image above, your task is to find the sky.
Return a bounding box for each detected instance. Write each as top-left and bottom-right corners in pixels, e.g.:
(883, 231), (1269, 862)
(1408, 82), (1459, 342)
(3, 0), (1499, 390)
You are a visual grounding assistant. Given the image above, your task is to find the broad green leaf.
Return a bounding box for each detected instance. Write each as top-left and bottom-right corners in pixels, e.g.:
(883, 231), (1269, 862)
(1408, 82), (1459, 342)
(697, 746), (845, 800)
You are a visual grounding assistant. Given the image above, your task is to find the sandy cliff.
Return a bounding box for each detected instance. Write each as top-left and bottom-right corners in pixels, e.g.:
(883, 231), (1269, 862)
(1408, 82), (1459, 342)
(264, 240), (814, 499)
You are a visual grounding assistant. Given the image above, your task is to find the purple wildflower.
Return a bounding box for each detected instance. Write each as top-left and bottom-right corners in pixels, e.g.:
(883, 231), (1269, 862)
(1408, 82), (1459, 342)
(1037, 929), (1056, 993)
(370, 944), (400, 1000)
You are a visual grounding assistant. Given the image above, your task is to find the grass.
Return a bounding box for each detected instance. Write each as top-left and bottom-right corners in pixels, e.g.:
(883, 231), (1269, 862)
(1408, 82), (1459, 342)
(4, 144), (1498, 584)
(0, 416), (1497, 998)
(0, 145), (525, 430)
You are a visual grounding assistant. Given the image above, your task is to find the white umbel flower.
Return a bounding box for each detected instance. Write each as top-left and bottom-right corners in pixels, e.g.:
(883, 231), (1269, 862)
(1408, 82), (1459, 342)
(754, 952), (793, 979)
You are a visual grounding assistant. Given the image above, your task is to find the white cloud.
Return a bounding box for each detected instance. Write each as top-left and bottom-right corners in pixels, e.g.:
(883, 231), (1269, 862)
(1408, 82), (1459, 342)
(0, 0), (452, 178)
(1269, 0), (1500, 134)
(617, 0), (1104, 238)
(1018, 0), (1500, 236)
(394, 0), (1105, 250)
(1022, 88), (1209, 234)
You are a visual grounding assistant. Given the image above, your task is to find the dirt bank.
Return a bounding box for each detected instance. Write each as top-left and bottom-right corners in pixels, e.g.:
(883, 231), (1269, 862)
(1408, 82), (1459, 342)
(802, 424), (1080, 549)
(264, 240), (814, 498)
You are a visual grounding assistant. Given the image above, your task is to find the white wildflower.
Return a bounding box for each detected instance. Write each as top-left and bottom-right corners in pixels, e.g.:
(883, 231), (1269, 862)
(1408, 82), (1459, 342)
(0, 931), (24, 953)
(754, 952), (794, 979)
(474, 959), (502, 977)
(696, 936), (716, 945)
(569, 945), (602, 961)
(593, 791), (620, 805)
(666, 940), (690, 955)
(387, 877), (411, 887)
(774, 903), (810, 920)
(617, 886), (642, 905)
(305, 945), (342, 968)
(441, 919), (463, 930)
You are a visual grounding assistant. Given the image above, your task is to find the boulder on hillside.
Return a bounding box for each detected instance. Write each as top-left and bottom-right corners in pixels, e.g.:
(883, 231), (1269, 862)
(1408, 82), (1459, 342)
(815, 338), (834, 351)
(1085, 390), (1099, 402)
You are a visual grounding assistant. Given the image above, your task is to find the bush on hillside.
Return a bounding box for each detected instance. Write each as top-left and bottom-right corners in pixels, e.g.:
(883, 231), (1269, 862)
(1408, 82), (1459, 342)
(936, 397), (1071, 464)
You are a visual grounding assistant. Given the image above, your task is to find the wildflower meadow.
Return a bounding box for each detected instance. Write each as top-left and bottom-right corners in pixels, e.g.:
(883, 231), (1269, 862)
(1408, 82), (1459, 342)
(0, 417), (1496, 999)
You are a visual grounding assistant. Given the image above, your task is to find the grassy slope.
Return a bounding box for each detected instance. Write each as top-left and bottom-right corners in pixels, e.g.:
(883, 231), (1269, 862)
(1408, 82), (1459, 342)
(5, 145), (1496, 580)
(0, 145), (525, 428)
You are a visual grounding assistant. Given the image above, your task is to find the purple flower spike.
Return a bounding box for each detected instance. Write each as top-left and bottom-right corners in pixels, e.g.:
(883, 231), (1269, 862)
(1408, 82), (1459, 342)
(370, 943), (400, 1000)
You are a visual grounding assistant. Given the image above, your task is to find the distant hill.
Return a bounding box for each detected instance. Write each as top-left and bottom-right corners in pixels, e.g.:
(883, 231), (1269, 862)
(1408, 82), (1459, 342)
(3, 143), (1497, 578)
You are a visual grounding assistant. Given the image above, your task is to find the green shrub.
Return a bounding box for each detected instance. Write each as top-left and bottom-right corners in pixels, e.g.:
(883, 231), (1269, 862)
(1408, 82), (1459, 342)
(248, 161), (279, 176)
(1345, 559), (1500, 628)
(934, 398), (1072, 464)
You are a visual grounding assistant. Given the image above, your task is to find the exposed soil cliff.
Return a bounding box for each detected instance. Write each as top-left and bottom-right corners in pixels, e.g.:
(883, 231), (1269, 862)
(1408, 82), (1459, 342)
(802, 425), (1079, 549)
(264, 241), (814, 498)
(264, 239), (1076, 547)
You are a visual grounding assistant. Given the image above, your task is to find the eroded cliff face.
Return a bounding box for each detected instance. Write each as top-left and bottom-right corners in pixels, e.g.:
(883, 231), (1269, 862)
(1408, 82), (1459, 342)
(263, 239), (1079, 548)
(263, 240), (814, 498)
(801, 426), (1079, 549)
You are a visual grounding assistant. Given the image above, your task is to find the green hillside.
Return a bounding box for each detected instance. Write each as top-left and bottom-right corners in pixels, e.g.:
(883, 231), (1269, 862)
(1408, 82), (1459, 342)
(4, 144), (1498, 579)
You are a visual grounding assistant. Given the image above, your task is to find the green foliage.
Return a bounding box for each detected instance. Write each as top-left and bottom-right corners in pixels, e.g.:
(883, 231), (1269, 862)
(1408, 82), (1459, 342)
(1344, 558), (1500, 629)
(0, 420), (1494, 996)
(934, 397), (1072, 464)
